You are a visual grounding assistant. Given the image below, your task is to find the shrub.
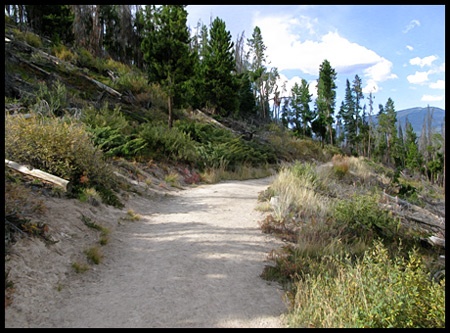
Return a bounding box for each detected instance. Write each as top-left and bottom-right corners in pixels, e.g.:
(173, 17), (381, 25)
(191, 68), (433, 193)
(76, 47), (106, 73)
(331, 191), (400, 241)
(51, 43), (77, 63)
(32, 79), (68, 117)
(13, 29), (42, 48)
(332, 154), (349, 179)
(82, 104), (147, 159)
(5, 114), (122, 206)
(138, 123), (199, 164)
(287, 241), (445, 328)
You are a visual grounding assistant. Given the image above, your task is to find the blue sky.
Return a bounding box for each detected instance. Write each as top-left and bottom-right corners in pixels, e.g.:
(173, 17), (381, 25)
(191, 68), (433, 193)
(186, 5), (445, 113)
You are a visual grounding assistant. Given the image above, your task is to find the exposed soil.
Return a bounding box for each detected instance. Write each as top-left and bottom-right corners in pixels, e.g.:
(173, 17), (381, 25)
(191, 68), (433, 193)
(5, 177), (287, 328)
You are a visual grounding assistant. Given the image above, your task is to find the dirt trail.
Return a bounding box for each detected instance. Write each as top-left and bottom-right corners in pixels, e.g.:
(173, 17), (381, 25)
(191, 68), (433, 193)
(6, 177), (287, 328)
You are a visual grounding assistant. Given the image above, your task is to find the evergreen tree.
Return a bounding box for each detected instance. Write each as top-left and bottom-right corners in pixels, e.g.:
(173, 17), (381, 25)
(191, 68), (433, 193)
(25, 5), (74, 44)
(352, 74), (363, 152)
(376, 98), (400, 167)
(339, 79), (356, 151)
(141, 5), (193, 128)
(404, 116), (421, 172)
(374, 103), (388, 164)
(237, 71), (256, 117)
(247, 26), (268, 120)
(202, 17), (238, 115)
(289, 79), (313, 137)
(314, 59), (337, 145)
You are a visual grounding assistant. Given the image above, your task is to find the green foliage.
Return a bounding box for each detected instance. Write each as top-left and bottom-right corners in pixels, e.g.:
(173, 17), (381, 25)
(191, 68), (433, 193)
(13, 28), (43, 48)
(76, 47), (107, 74)
(25, 5), (74, 44)
(31, 79), (68, 116)
(332, 191), (399, 240)
(314, 59), (337, 144)
(138, 122), (198, 164)
(201, 17), (238, 115)
(175, 120), (275, 169)
(82, 104), (147, 159)
(51, 43), (77, 63)
(287, 79), (313, 137)
(141, 5), (193, 126)
(5, 114), (122, 207)
(237, 71), (257, 117)
(288, 241), (445, 328)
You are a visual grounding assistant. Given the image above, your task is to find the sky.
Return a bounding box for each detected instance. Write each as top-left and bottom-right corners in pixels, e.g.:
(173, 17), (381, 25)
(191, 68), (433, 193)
(186, 5), (445, 113)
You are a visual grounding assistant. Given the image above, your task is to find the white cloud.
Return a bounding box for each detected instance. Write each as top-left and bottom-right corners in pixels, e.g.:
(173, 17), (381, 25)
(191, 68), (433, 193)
(406, 45), (414, 51)
(363, 58), (398, 82)
(429, 80), (445, 89)
(253, 14), (397, 88)
(421, 95), (444, 102)
(403, 19), (420, 33)
(275, 74), (317, 100)
(407, 71), (429, 84)
(362, 79), (380, 94)
(409, 55), (438, 67)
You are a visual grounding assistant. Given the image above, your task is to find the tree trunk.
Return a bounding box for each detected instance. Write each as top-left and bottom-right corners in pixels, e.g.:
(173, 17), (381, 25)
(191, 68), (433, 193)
(5, 159), (72, 192)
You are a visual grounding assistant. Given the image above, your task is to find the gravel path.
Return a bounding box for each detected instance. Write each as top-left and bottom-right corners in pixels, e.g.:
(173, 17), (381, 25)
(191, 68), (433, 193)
(19, 177), (287, 328)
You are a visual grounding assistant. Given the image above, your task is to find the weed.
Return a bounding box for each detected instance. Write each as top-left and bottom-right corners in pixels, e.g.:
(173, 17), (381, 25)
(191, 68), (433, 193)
(120, 209), (142, 222)
(72, 262), (89, 273)
(332, 154), (349, 179)
(165, 172), (181, 187)
(84, 247), (103, 265)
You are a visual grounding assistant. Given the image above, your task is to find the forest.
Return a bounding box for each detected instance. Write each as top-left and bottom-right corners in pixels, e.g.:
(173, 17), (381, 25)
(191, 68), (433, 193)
(4, 5), (445, 328)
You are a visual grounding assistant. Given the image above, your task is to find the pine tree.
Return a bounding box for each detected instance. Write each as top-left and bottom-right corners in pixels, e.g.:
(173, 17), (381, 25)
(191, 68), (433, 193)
(247, 26), (267, 120)
(202, 17), (238, 115)
(25, 5), (74, 44)
(376, 98), (399, 167)
(237, 71), (256, 117)
(314, 59), (337, 145)
(339, 79), (356, 152)
(141, 5), (193, 128)
(289, 79), (313, 137)
(404, 116), (421, 172)
(352, 74), (363, 152)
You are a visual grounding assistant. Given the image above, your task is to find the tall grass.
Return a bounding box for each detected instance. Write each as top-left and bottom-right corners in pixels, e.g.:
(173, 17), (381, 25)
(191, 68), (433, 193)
(269, 162), (330, 222)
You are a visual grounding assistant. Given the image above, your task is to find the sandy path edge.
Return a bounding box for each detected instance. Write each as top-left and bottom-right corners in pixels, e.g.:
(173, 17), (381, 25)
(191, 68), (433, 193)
(6, 177), (287, 328)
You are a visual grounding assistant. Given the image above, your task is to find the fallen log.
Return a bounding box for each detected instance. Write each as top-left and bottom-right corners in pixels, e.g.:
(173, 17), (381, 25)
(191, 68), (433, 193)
(5, 159), (71, 192)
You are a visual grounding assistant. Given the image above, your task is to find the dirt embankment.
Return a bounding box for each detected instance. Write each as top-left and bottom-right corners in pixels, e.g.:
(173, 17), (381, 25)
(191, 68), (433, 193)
(5, 177), (287, 328)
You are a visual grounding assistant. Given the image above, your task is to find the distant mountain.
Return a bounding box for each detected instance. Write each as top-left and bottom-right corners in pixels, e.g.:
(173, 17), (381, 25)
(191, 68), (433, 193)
(367, 106), (445, 137)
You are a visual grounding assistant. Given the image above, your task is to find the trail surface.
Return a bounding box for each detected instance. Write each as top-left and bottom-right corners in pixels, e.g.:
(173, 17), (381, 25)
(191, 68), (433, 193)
(9, 177), (287, 328)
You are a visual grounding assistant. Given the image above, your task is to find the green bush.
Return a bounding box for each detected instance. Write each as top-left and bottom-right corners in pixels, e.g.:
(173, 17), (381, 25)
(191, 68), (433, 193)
(332, 192), (400, 241)
(5, 114), (122, 207)
(138, 122), (199, 164)
(175, 120), (274, 169)
(32, 79), (68, 116)
(82, 104), (146, 159)
(76, 47), (106, 73)
(13, 29), (42, 48)
(288, 241), (445, 328)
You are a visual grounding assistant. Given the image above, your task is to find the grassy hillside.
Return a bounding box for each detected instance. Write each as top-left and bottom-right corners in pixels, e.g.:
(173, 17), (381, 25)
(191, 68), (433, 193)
(257, 156), (445, 328)
(4, 21), (340, 247)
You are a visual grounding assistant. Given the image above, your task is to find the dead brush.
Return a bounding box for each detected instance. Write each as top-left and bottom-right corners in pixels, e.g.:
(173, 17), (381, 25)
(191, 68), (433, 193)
(331, 154), (349, 179)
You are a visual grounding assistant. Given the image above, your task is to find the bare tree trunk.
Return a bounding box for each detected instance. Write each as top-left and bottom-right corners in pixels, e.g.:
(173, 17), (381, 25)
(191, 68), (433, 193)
(5, 159), (71, 192)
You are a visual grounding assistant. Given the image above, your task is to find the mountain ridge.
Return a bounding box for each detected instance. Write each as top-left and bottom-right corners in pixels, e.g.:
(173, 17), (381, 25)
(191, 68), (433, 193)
(367, 106), (445, 137)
